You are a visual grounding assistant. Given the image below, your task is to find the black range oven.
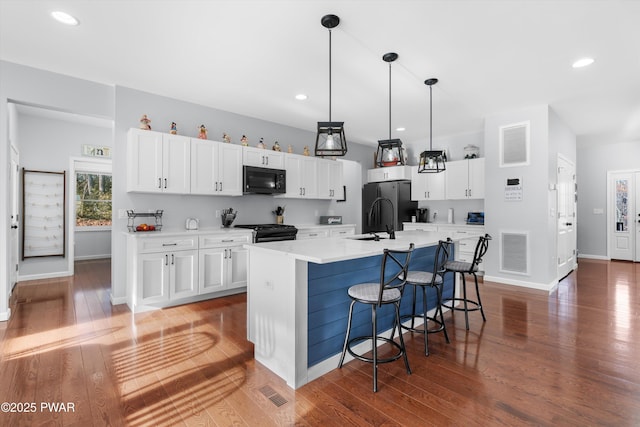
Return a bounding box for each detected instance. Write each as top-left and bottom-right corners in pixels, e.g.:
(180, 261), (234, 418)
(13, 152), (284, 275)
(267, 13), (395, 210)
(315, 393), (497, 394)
(234, 224), (298, 243)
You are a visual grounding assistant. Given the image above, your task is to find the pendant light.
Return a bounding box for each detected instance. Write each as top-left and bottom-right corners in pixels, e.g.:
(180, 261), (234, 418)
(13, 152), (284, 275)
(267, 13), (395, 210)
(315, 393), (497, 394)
(376, 52), (405, 167)
(418, 78), (446, 173)
(315, 14), (347, 157)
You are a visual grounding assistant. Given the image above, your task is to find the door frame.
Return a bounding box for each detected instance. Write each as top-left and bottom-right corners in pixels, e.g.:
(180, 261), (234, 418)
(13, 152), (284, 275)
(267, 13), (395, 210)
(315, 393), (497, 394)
(68, 157), (112, 275)
(606, 169), (637, 261)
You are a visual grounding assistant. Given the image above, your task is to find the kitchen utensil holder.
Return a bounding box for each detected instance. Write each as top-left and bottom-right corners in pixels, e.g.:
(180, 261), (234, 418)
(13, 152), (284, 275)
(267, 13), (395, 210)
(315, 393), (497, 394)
(127, 210), (163, 232)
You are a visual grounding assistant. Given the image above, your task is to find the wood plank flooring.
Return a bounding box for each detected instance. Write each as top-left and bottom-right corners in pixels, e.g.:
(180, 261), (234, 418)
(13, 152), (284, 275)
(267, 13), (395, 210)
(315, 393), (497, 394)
(1, 258), (639, 426)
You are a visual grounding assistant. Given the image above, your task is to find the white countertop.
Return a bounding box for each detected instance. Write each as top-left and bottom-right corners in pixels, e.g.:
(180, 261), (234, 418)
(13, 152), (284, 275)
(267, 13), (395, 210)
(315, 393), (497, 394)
(293, 223), (356, 229)
(124, 227), (253, 238)
(403, 222), (485, 229)
(245, 230), (453, 264)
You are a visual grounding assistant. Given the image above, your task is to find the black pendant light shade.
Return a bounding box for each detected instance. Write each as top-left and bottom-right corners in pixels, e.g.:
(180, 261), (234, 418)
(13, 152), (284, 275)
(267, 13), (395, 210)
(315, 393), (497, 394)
(315, 14), (347, 157)
(418, 78), (446, 173)
(376, 52), (405, 167)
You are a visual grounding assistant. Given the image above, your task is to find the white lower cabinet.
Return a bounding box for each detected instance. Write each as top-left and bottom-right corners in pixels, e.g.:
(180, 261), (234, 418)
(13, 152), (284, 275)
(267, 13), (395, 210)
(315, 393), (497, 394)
(138, 249), (198, 305)
(295, 224), (356, 240)
(198, 233), (250, 294)
(403, 223), (485, 268)
(127, 230), (251, 312)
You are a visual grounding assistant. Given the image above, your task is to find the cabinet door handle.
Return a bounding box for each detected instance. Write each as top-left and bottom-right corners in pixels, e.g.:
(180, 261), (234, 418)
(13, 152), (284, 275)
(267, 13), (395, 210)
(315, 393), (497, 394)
(171, 254), (174, 265)
(165, 254), (168, 266)
(162, 243), (178, 246)
(427, 191), (430, 198)
(266, 156), (269, 165)
(158, 178), (162, 189)
(222, 239), (233, 242)
(219, 181), (223, 191)
(309, 233), (318, 237)
(303, 187), (306, 196)
(215, 181), (218, 191)
(468, 189), (472, 197)
(299, 187), (303, 195)
(164, 178), (168, 189)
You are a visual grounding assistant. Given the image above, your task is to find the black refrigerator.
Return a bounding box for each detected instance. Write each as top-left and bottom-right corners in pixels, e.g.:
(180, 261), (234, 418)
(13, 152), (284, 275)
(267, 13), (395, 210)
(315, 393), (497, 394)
(362, 181), (418, 233)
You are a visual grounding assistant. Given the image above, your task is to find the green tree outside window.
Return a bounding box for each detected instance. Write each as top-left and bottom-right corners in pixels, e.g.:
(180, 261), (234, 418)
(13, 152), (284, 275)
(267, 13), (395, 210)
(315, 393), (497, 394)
(76, 172), (112, 227)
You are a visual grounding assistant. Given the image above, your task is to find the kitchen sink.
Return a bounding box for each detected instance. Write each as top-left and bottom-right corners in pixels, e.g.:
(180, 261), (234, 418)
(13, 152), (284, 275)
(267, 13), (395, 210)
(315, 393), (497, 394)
(350, 235), (388, 241)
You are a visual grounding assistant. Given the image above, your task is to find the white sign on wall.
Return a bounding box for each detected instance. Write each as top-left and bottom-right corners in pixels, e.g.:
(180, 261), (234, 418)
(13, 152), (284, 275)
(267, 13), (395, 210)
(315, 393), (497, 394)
(505, 177), (523, 201)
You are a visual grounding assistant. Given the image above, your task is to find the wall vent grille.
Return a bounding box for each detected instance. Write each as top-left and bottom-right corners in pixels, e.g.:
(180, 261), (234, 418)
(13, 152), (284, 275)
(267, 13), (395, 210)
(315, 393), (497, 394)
(500, 231), (529, 275)
(499, 121), (529, 167)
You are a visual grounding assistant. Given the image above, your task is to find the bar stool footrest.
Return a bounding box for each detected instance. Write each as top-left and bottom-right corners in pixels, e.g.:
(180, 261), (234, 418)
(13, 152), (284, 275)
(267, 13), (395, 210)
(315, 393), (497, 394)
(399, 314), (446, 334)
(346, 335), (405, 364)
(442, 297), (482, 312)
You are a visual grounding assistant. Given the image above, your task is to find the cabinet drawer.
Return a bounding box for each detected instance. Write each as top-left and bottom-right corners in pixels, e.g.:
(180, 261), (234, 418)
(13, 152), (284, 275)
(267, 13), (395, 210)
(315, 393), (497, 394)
(297, 230), (330, 240)
(330, 227), (355, 238)
(200, 233), (252, 248)
(139, 236), (197, 253)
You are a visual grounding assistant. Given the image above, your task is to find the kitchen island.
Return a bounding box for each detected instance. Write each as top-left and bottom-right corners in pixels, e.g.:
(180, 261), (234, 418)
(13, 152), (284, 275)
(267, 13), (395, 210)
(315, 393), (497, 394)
(245, 230), (459, 389)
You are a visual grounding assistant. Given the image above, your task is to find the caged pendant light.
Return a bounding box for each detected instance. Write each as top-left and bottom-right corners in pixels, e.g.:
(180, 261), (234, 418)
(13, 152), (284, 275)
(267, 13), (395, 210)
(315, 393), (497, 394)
(315, 14), (347, 157)
(418, 78), (446, 173)
(376, 52), (405, 167)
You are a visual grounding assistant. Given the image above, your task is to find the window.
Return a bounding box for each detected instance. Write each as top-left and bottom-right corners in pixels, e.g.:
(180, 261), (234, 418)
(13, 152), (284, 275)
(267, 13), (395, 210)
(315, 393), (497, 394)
(76, 172), (112, 227)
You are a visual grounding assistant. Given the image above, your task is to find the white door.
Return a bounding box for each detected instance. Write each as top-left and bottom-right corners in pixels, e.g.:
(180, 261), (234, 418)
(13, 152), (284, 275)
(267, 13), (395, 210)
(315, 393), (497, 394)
(127, 129), (163, 192)
(162, 133), (191, 194)
(139, 252), (170, 304)
(199, 247), (226, 294)
(608, 172), (634, 261)
(170, 249), (198, 299)
(217, 143), (243, 196)
(9, 145), (19, 288)
(190, 138), (216, 195)
(444, 160), (469, 199)
(557, 156), (576, 278)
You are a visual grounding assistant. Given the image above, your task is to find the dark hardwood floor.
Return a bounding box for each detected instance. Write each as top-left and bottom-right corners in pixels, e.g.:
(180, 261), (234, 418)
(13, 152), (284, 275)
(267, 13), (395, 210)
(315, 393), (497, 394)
(1, 258), (639, 426)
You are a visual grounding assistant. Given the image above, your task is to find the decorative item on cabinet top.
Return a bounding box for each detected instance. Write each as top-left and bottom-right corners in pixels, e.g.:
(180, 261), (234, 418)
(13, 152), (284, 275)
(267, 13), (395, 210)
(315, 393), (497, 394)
(127, 210), (163, 232)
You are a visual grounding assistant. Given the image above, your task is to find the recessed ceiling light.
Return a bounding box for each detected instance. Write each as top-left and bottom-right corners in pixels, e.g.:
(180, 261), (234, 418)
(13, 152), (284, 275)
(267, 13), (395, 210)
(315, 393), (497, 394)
(572, 57), (594, 68)
(396, 127), (405, 132)
(51, 11), (79, 26)
(295, 94), (308, 101)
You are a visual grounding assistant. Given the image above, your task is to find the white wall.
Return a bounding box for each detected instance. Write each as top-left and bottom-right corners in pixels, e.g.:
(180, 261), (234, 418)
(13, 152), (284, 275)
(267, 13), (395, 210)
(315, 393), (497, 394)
(484, 105), (555, 289)
(577, 137), (640, 258)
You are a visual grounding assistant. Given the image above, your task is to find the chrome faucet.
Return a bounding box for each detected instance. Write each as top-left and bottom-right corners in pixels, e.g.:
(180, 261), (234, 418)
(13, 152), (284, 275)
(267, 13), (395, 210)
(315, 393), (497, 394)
(367, 197), (396, 239)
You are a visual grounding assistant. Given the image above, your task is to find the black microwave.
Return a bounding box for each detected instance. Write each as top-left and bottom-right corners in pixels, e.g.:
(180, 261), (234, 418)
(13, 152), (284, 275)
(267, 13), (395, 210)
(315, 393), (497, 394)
(243, 166), (286, 194)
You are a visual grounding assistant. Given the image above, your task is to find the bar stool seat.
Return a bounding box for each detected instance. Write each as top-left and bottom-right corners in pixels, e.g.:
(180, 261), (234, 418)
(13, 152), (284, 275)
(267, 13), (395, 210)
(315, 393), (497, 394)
(338, 243), (414, 392)
(442, 234), (491, 330)
(398, 239), (453, 356)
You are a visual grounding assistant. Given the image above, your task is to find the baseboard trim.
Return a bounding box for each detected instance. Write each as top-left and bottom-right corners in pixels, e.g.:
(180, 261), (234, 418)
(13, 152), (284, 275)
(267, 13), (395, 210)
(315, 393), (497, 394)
(484, 275), (558, 293)
(75, 254), (111, 261)
(110, 294), (127, 306)
(18, 271), (73, 282)
(578, 254), (609, 261)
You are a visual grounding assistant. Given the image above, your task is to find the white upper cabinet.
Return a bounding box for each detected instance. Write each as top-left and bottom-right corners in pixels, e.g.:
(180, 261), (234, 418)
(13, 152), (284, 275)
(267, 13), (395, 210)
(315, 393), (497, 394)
(411, 167), (446, 201)
(191, 139), (242, 196)
(367, 165), (412, 183)
(317, 158), (344, 200)
(242, 146), (285, 169)
(281, 154), (318, 198)
(445, 158), (485, 199)
(127, 129), (190, 194)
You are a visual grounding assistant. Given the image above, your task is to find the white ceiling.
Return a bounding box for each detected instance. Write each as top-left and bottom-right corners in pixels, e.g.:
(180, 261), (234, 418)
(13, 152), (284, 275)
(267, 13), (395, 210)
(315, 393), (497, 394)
(2, 0), (640, 147)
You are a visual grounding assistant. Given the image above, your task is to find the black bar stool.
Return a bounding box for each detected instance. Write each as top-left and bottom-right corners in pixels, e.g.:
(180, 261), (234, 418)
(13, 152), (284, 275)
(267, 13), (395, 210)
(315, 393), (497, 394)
(338, 243), (414, 392)
(397, 239), (453, 355)
(442, 234), (491, 330)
